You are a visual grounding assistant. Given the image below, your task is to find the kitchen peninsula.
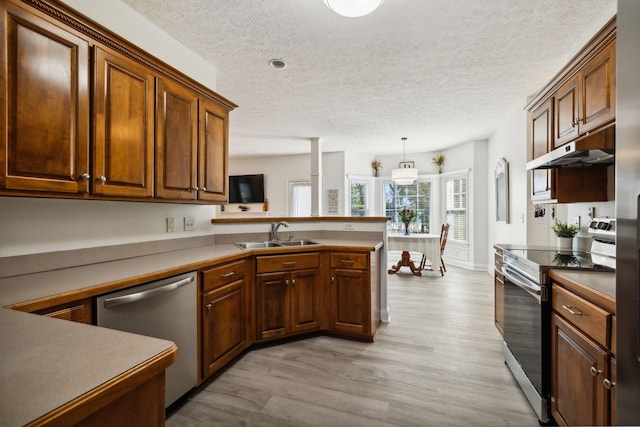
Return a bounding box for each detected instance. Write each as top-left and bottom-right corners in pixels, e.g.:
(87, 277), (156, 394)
(0, 217), (387, 425)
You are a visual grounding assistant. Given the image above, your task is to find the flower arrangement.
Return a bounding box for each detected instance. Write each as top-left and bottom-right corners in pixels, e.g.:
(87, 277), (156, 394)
(432, 154), (444, 173)
(399, 207), (416, 224)
(371, 160), (382, 177)
(551, 220), (579, 238)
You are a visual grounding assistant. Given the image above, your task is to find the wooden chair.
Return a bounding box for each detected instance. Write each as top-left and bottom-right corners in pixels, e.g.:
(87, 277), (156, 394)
(439, 223), (450, 276)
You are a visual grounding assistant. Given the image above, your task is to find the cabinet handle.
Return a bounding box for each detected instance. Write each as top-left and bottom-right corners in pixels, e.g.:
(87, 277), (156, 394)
(590, 366), (603, 377)
(341, 259), (355, 265)
(284, 279), (290, 287)
(194, 186), (199, 191)
(206, 303), (212, 311)
(80, 173), (91, 180)
(97, 175), (107, 183)
(202, 187), (207, 192)
(291, 279), (296, 286)
(221, 272), (235, 279)
(562, 305), (583, 315)
(331, 276), (335, 282)
(283, 261), (296, 267)
(603, 378), (616, 389)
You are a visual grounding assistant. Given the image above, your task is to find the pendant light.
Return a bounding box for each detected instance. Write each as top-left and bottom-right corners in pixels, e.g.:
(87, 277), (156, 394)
(323, 0), (386, 18)
(391, 137), (418, 185)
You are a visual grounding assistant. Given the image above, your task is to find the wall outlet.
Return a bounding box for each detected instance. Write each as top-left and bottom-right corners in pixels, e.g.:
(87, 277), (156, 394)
(166, 217), (175, 233)
(184, 216), (195, 231)
(343, 223), (354, 231)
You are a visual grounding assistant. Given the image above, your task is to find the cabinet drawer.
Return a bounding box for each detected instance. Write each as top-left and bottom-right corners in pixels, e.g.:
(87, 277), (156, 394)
(330, 253), (369, 270)
(256, 253), (319, 273)
(553, 284), (611, 348)
(202, 259), (246, 291)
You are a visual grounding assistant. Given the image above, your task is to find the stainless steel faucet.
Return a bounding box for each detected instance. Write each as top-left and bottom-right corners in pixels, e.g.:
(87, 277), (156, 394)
(270, 221), (289, 241)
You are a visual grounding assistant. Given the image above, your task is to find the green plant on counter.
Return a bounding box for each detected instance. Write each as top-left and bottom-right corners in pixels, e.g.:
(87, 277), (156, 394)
(551, 220), (579, 238)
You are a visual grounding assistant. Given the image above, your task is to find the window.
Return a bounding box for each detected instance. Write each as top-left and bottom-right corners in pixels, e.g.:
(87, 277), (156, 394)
(383, 179), (432, 233)
(350, 180), (370, 216)
(445, 175), (467, 241)
(288, 180), (311, 216)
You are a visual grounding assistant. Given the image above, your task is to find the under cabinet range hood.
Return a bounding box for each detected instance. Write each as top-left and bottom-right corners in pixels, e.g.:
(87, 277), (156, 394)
(526, 124), (615, 170)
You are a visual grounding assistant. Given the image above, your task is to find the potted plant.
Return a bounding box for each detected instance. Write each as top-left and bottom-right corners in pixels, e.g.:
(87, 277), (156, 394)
(432, 154), (444, 174)
(371, 160), (382, 177)
(399, 207), (416, 235)
(551, 220), (579, 251)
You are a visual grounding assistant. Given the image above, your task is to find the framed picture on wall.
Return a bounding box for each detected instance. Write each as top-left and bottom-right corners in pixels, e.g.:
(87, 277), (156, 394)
(495, 158), (509, 223)
(399, 161), (414, 168)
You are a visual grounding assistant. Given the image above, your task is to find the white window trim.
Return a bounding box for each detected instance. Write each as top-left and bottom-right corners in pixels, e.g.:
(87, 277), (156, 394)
(347, 174), (374, 217)
(443, 169), (471, 244)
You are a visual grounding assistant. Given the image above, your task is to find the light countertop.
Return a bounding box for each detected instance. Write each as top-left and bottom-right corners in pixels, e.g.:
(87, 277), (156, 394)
(0, 308), (176, 426)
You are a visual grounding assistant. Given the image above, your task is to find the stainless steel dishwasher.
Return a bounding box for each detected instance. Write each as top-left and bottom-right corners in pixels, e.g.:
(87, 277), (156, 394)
(97, 271), (197, 407)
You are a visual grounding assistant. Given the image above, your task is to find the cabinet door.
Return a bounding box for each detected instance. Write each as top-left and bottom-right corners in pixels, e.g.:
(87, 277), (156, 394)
(289, 268), (320, 333)
(256, 272), (289, 340)
(1, 3), (90, 193)
(551, 313), (607, 427)
(494, 271), (504, 336)
(580, 41), (615, 134)
(156, 77), (198, 200)
(198, 99), (228, 202)
(33, 298), (93, 324)
(94, 47), (154, 197)
(554, 76), (580, 147)
(608, 357), (616, 426)
(329, 268), (369, 336)
(202, 280), (245, 377)
(530, 99), (555, 201)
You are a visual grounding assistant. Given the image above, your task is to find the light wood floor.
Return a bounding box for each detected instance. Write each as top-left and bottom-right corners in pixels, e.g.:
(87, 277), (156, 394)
(168, 261), (538, 426)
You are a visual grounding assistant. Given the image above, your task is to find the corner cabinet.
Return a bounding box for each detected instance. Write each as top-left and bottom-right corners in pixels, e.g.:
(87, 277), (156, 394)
(550, 282), (616, 426)
(201, 259), (251, 379)
(328, 252), (377, 340)
(0, 0), (236, 203)
(0, 1), (90, 194)
(255, 253), (321, 341)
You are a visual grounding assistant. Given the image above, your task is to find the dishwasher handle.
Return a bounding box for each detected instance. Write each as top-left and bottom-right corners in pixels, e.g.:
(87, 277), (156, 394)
(103, 275), (194, 309)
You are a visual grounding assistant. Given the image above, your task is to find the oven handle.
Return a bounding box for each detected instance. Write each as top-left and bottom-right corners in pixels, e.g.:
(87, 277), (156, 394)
(502, 265), (542, 302)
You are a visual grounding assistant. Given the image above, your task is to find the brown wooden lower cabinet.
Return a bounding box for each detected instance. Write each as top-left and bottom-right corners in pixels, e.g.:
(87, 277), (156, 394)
(328, 252), (373, 339)
(256, 268), (320, 340)
(550, 280), (616, 426)
(32, 298), (93, 324)
(551, 313), (608, 426)
(200, 259), (250, 379)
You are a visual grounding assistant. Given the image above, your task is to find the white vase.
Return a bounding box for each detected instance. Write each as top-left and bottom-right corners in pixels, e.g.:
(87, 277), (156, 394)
(557, 237), (573, 252)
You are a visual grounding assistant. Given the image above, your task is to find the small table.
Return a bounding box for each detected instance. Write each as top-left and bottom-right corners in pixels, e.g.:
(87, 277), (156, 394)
(387, 233), (441, 276)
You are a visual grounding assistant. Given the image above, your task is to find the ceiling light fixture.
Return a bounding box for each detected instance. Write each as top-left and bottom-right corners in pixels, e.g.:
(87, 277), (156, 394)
(269, 58), (287, 69)
(323, 0), (385, 18)
(391, 137), (418, 185)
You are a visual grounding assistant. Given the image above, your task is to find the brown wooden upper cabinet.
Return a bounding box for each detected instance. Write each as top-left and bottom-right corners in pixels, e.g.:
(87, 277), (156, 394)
(0, 0), (236, 203)
(0, 2), (90, 194)
(554, 40), (616, 148)
(155, 79), (230, 202)
(155, 77), (199, 200)
(530, 99), (555, 201)
(94, 47), (155, 198)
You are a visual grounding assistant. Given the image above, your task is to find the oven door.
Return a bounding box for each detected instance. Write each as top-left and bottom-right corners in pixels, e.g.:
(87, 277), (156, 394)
(502, 264), (549, 423)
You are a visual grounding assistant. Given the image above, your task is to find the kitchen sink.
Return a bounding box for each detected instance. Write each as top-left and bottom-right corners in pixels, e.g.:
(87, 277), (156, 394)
(235, 241), (281, 249)
(234, 240), (318, 249)
(276, 240), (318, 246)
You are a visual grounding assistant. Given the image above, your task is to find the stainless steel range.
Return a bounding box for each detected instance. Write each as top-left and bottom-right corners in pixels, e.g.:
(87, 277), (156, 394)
(499, 218), (615, 423)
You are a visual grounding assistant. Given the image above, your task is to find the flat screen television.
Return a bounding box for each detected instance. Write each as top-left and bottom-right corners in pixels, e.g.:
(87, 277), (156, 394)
(228, 174), (265, 204)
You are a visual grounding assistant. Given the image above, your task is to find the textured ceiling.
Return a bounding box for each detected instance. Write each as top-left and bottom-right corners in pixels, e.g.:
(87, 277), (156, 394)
(122, 0), (615, 158)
